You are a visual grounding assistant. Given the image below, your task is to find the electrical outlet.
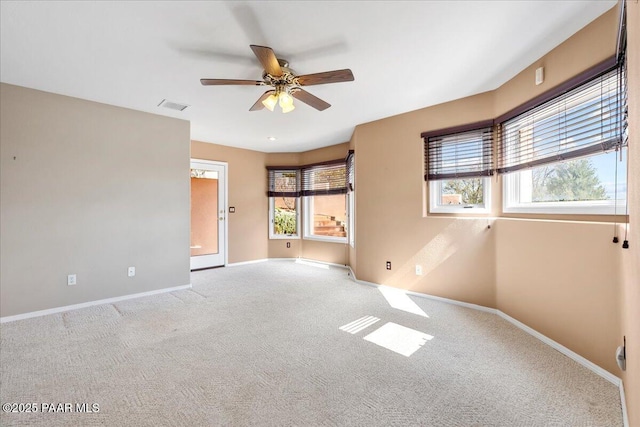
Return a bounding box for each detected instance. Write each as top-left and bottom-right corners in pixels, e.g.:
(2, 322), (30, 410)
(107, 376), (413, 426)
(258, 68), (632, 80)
(415, 265), (423, 275)
(286, 242), (291, 248)
(128, 267), (135, 277)
(67, 274), (77, 286)
(386, 261), (391, 270)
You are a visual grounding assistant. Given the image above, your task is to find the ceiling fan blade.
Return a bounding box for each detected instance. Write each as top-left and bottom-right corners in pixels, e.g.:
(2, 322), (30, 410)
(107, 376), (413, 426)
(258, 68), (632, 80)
(297, 69), (354, 86)
(292, 89), (331, 111)
(250, 90), (275, 111)
(201, 79), (264, 86)
(250, 45), (283, 77)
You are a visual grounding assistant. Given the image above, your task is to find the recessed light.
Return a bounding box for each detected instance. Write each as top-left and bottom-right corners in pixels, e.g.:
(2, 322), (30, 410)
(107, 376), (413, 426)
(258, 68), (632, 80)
(267, 136), (277, 141)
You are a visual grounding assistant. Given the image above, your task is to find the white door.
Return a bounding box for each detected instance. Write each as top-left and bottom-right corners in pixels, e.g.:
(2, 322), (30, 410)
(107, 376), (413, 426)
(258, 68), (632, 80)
(190, 160), (227, 270)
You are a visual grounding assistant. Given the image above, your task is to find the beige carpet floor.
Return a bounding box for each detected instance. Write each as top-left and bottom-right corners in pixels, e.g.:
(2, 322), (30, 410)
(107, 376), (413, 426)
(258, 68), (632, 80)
(0, 260), (623, 426)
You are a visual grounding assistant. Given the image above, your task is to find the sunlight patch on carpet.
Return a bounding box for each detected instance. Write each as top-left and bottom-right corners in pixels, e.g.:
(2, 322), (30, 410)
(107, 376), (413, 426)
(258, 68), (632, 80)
(364, 322), (433, 357)
(339, 316), (380, 334)
(378, 286), (429, 318)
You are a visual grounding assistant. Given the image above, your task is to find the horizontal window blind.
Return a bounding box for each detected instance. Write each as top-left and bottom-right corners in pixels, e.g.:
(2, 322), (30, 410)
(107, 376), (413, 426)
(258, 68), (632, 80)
(424, 126), (494, 181)
(620, 61), (629, 148)
(267, 168), (300, 197)
(346, 150), (355, 192)
(498, 67), (627, 174)
(301, 160), (347, 196)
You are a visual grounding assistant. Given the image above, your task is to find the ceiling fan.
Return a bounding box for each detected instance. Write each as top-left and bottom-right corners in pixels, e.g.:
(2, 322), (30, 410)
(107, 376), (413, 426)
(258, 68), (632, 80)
(200, 45), (354, 113)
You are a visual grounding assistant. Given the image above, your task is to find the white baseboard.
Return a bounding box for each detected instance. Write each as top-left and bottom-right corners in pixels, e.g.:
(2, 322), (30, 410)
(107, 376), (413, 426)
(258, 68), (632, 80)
(347, 267), (377, 287)
(620, 380), (629, 427)
(295, 258), (349, 269)
(226, 258), (268, 267)
(495, 310), (621, 386)
(346, 266), (621, 389)
(347, 267), (496, 314)
(0, 284), (192, 324)
(227, 257), (348, 269)
(406, 289), (497, 314)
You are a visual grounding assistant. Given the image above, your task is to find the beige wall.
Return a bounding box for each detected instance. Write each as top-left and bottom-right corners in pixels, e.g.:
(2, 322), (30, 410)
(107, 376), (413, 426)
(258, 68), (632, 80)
(191, 141), (268, 264)
(352, 6), (626, 380)
(300, 143), (349, 165)
(495, 219), (621, 374)
(621, 2), (639, 425)
(301, 240), (348, 266)
(353, 91), (497, 308)
(0, 83), (191, 317)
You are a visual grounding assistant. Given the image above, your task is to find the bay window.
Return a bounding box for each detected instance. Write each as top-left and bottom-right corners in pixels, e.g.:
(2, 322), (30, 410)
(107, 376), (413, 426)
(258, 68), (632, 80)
(267, 154), (353, 243)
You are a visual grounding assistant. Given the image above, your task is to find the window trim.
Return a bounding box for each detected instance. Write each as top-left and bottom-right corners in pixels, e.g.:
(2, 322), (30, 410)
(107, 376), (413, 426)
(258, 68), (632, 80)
(269, 197), (300, 240)
(424, 122), (494, 215)
(429, 177), (491, 214)
(497, 56), (627, 216)
(303, 196), (347, 243)
(502, 150), (628, 216)
(346, 150), (355, 247)
(348, 190), (355, 248)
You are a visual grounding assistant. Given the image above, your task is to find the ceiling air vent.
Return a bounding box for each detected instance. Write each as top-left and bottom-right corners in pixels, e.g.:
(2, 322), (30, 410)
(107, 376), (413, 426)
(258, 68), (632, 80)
(158, 99), (189, 111)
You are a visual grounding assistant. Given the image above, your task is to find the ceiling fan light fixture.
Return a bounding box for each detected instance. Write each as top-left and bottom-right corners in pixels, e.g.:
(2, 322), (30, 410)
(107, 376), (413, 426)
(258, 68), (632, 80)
(202, 44), (354, 113)
(281, 103), (295, 113)
(278, 91), (293, 107)
(262, 93), (278, 111)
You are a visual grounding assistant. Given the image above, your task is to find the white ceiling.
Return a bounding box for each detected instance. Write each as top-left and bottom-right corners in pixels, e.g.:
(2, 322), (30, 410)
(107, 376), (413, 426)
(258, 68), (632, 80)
(0, 1), (616, 153)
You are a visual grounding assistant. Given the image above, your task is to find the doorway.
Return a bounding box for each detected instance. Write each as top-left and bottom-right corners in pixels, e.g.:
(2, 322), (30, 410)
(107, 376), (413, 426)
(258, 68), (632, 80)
(190, 159), (227, 270)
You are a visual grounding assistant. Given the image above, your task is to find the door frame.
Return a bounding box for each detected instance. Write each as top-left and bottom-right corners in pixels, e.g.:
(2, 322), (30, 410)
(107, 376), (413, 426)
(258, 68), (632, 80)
(190, 158), (228, 268)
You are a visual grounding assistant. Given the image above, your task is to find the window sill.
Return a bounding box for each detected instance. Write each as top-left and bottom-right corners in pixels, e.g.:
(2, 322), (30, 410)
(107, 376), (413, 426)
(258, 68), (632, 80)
(269, 235), (300, 240)
(303, 235), (347, 244)
(503, 202), (627, 216)
(429, 206), (491, 215)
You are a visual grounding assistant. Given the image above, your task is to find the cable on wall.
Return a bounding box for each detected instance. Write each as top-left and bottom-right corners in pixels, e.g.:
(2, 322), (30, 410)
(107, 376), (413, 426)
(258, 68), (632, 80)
(622, 144), (629, 249)
(613, 146), (619, 243)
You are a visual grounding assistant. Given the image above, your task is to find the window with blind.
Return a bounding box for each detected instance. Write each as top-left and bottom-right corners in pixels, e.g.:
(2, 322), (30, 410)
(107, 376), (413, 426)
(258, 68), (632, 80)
(267, 168), (300, 238)
(500, 65), (627, 214)
(301, 160), (348, 242)
(423, 123), (493, 213)
(266, 159), (351, 242)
